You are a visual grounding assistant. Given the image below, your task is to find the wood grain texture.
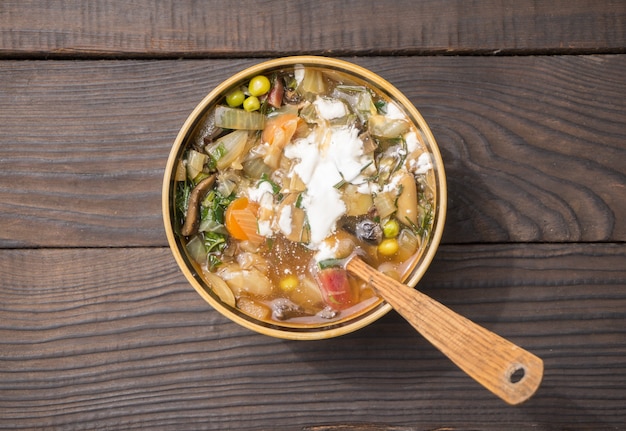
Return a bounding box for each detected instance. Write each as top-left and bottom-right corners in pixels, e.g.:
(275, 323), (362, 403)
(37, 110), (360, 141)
(0, 244), (624, 429)
(347, 256), (544, 406)
(1, 1), (623, 429)
(302, 427), (470, 431)
(0, 0), (624, 58)
(0, 56), (624, 247)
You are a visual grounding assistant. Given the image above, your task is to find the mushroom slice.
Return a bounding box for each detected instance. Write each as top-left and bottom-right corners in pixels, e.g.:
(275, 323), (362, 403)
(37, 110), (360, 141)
(181, 174), (217, 237)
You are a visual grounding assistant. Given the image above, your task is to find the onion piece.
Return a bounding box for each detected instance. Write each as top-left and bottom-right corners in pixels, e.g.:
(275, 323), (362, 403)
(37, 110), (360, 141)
(207, 130), (249, 170)
(243, 157), (273, 180)
(219, 266), (273, 298)
(202, 268), (236, 307)
(368, 114), (410, 138)
(186, 235), (207, 264)
(342, 184), (373, 216)
(397, 228), (419, 261)
(186, 149), (207, 181)
(300, 68), (326, 95)
(174, 161), (187, 181)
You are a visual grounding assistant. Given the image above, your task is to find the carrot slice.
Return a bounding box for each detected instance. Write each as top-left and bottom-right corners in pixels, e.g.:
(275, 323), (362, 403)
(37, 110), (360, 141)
(262, 113), (299, 147)
(262, 114), (300, 168)
(225, 197), (264, 243)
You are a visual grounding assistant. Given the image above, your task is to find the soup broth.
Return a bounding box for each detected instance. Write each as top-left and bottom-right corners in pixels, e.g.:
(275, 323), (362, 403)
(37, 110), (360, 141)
(174, 65), (436, 326)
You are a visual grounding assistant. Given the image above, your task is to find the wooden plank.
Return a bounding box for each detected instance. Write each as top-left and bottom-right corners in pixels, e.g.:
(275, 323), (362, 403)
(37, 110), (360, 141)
(0, 0), (624, 57)
(0, 56), (624, 247)
(0, 244), (624, 429)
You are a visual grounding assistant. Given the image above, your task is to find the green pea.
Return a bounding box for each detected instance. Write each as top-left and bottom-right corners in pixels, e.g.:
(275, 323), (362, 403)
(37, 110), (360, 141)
(225, 89), (245, 107)
(248, 75), (271, 97)
(378, 238), (399, 256)
(243, 96), (260, 111)
(382, 219), (400, 238)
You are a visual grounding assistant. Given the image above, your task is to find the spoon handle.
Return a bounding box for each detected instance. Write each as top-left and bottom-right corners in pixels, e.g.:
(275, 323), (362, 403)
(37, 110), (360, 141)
(346, 256), (543, 405)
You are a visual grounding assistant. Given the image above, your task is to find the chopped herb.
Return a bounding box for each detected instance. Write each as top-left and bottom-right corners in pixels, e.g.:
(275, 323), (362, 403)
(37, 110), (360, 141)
(176, 180), (191, 217)
(207, 143), (225, 171)
(404, 201), (433, 238)
(334, 162), (374, 189)
(334, 173), (347, 189)
(397, 138), (408, 173)
(374, 100), (387, 114)
(318, 258), (343, 270)
(207, 254), (222, 272)
(259, 173), (281, 195)
(396, 184), (404, 204)
(295, 193), (304, 209)
(301, 217), (311, 243)
(419, 202), (434, 236)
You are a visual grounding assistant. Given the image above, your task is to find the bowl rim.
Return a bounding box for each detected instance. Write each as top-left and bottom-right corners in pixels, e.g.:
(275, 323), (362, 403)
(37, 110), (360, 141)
(162, 55), (447, 340)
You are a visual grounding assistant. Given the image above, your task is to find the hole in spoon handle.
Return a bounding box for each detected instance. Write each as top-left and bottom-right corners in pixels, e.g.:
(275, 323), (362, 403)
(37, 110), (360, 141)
(346, 257), (544, 405)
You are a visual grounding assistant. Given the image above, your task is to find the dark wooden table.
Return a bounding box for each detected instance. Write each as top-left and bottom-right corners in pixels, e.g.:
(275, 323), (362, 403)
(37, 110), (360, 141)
(1, 1), (625, 429)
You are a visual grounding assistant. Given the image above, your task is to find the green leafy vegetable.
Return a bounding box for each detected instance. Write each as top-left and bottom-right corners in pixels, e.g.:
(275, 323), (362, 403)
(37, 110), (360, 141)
(179, 188), (236, 270)
(318, 258), (344, 270)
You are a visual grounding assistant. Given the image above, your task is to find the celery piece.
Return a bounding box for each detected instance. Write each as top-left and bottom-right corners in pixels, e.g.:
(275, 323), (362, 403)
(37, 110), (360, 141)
(373, 190), (397, 219)
(214, 105), (265, 130)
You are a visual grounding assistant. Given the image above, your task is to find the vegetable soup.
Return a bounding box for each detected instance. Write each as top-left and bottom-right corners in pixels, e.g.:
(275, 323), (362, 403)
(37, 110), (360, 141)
(173, 65), (437, 326)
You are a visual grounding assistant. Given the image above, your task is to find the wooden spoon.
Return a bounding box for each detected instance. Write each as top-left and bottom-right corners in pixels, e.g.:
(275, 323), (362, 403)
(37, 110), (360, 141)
(346, 256), (543, 405)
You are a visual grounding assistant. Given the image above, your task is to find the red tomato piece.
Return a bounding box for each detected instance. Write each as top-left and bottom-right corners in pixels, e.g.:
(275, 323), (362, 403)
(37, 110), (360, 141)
(316, 268), (354, 310)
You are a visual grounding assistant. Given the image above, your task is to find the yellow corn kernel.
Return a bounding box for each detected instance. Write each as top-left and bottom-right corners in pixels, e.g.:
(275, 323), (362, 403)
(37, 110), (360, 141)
(279, 274), (299, 292)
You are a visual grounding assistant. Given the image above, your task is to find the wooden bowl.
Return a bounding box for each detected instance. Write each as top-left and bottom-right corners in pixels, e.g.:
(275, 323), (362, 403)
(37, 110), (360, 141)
(162, 56), (447, 339)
